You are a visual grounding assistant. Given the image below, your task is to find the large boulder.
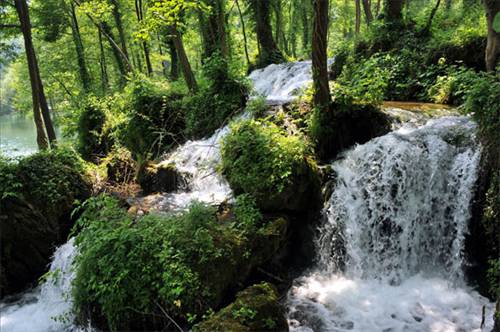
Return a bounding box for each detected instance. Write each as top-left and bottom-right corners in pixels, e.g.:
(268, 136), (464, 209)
(220, 119), (321, 212)
(193, 282), (289, 332)
(0, 149), (91, 296)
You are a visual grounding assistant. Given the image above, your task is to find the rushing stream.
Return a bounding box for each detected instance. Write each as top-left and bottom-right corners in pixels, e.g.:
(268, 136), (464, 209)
(287, 117), (494, 331)
(1, 60), (494, 332)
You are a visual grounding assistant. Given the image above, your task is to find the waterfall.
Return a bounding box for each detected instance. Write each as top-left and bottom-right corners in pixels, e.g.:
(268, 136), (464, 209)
(0, 60), (315, 332)
(287, 117), (494, 332)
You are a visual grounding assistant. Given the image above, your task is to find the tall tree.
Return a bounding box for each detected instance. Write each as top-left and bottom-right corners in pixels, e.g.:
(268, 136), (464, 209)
(355, 0), (361, 34)
(362, 0), (374, 25)
(312, 0), (330, 111)
(248, 0), (285, 68)
(301, 1), (311, 53)
(235, 0), (251, 66)
(484, 0), (500, 71)
(68, 1), (91, 92)
(422, 0), (441, 35)
(383, 0), (403, 22)
(14, 0), (57, 148)
(109, 0), (129, 60)
(170, 26), (198, 91)
(135, 0), (153, 75)
(199, 0), (228, 60)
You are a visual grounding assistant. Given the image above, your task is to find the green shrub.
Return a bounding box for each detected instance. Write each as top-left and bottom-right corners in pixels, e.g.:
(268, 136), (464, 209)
(120, 76), (186, 160)
(5, 148), (91, 218)
(184, 54), (248, 139)
(221, 119), (318, 211)
(72, 194), (280, 331)
(77, 96), (112, 161)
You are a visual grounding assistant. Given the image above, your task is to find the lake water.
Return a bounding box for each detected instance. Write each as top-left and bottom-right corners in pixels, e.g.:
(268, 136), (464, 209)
(0, 113), (52, 158)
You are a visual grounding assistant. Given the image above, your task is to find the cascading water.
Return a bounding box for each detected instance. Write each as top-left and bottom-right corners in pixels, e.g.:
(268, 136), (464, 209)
(287, 116), (494, 332)
(0, 60), (315, 332)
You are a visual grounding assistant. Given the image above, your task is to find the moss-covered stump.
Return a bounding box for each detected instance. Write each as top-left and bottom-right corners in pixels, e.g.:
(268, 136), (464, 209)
(71, 195), (288, 331)
(193, 283), (289, 332)
(220, 119), (321, 212)
(309, 102), (391, 162)
(137, 161), (187, 194)
(103, 147), (136, 184)
(0, 149), (91, 296)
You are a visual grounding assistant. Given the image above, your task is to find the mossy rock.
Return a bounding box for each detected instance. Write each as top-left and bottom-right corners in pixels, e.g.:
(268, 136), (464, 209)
(193, 282), (289, 332)
(0, 149), (91, 296)
(103, 148), (136, 184)
(137, 161), (187, 194)
(309, 103), (392, 162)
(221, 119), (321, 212)
(72, 196), (289, 331)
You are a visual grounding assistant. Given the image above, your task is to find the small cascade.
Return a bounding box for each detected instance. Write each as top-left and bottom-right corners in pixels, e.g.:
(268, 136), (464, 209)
(249, 59), (333, 103)
(0, 60), (318, 331)
(0, 239), (85, 332)
(287, 117), (494, 332)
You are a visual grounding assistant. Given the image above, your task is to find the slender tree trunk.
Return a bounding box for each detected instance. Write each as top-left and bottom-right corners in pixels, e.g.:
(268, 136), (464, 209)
(302, 2), (310, 52)
(249, 0), (285, 67)
(422, 0), (441, 35)
(167, 38), (179, 81)
(98, 29), (109, 93)
(235, 0), (251, 66)
(14, 0), (54, 149)
(68, 1), (91, 92)
(376, 0), (382, 16)
(100, 22), (129, 85)
(199, 0), (228, 60)
(362, 0), (373, 25)
(109, 0), (129, 60)
(170, 26), (197, 92)
(355, 0), (361, 34)
(312, 0), (330, 110)
(484, 0), (500, 71)
(135, 0), (153, 75)
(383, 0), (403, 22)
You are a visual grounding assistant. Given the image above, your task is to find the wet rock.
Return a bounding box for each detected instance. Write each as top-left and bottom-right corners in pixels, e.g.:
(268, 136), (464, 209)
(137, 161), (188, 195)
(193, 282), (289, 332)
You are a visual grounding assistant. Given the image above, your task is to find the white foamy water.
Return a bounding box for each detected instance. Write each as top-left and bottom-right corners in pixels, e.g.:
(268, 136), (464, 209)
(0, 60), (317, 331)
(0, 239), (87, 332)
(249, 59), (333, 103)
(287, 117), (494, 332)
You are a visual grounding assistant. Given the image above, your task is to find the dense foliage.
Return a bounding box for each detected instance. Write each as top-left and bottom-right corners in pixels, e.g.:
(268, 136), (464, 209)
(72, 194), (285, 330)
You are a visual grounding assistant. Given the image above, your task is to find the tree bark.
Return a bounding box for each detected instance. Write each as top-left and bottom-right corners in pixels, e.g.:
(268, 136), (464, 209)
(109, 0), (129, 60)
(169, 26), (197, 92)
(383, 0), (403, 22)
(248, 0), (285, 67)
(98, 29), (109, 93)
(135, 0), (153, 75)
(235, 0), (251, 66)
(167, 38), (179, 81)
(355, 0), (361, 34)
(422, 0), (441, 35)
(68, 1), (91, 92)
(362, 0), (373, 25)
(14, 0), (53, 149)
(312, 0), (330, 111)
(484, 0), (500, 72)
(200, 0), (228, 59)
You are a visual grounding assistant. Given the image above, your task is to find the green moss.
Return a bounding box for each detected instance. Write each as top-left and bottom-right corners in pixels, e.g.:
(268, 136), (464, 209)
(72, 195), (287, 331)
(220, 119), (319, 211)
(192, 282), (288, 332)
(77, 96), (112, 161)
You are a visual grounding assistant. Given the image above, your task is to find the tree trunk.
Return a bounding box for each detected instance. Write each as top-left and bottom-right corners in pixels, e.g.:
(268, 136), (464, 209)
(376, 0), (382, 16)
(249, 0), (285, 67)
(235, 0), (251, 66)
(68, 1), (91, 92)
(355, 0), (361, 34)
(100, 22), (129, 85)
(422, 0), (441, 35)
(302, 1), (310, 52)
(485, 0), (500, 72)
(98, 29), (109, 93)
(170, 26), (197, 92)
(14, 0), (52, 149)
(383, 0), (403, 22)
(312, 0), (330, 110)
(167, 38), (179, 81)
(109, 0), (129, 60)
(135, 0), (153, 75)
(362, 0), (374, 25)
